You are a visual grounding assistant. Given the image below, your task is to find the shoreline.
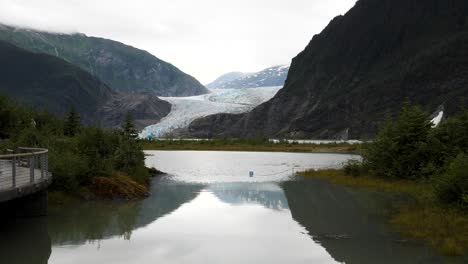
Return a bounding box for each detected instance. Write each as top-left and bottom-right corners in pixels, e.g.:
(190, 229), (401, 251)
(142, 140), (360, 154)
(144, 148), (359, 155)
(48, 168), (166, 204)
(296, 169), (468, 257)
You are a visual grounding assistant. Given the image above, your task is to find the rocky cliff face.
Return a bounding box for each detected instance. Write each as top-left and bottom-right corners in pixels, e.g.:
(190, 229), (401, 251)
(0, 25), (208, 97)
(0, 40), (170, 128)
(98, 93), (171, 130)
(189, 0), (468, 139)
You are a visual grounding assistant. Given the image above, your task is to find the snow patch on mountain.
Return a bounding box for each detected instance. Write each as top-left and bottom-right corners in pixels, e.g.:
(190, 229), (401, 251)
(140, 86), (282, 138)
(208, 65), (290, 89)
(205, 72), (250, 89)
(431, 110), (444, 128)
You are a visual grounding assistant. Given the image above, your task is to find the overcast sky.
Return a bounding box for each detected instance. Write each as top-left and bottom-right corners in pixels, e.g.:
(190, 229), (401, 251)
(0, 0), (356, 83)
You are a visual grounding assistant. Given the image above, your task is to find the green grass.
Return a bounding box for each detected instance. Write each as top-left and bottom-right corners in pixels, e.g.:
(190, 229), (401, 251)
(297, 169), (468, 256)
(141, 139), (360, 153)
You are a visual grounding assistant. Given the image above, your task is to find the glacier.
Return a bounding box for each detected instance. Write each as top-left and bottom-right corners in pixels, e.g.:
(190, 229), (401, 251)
(140, 86), (282, 138)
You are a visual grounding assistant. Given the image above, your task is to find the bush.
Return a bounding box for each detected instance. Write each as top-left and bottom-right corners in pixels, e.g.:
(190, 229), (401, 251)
(0, 96), (151, 195)
(434, 154), (468, 209)
(114, 137), (149, 184)
(362, 104), (433, 179)
(344, 160), (365, 177)
(76, 127), (118, 177)
(49, 151), (88, 192)
(431, 111), (468, 162)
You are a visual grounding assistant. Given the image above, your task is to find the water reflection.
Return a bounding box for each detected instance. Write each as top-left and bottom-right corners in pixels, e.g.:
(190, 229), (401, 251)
(48, 177), (203, 245)
(210, 182), (288, 210)
(49, 179), (337, 264)
(281, 178), (462, 264)
(7, 151), (463, 264)
(0, 218), (51, 264)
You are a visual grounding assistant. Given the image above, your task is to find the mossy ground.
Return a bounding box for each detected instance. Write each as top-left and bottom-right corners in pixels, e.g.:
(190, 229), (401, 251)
(89, 172), (150, 200)
(49, 171), (150, 203)
(297, 169), (468, 256)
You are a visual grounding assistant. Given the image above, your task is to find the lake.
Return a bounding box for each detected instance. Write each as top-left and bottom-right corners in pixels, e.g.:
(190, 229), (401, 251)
(0, 151), (463, 264)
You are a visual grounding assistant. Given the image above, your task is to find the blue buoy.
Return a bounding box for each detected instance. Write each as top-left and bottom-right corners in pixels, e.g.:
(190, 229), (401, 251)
(249, 171), (254, 177)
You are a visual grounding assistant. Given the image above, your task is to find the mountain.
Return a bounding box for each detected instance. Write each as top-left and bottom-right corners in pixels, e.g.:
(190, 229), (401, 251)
(0, 24), (208, 97)
(0, 40), (170, 129)
(189, 0), (468, 139)
(206, 72), (249, 89)
(207, 65), (289, 89)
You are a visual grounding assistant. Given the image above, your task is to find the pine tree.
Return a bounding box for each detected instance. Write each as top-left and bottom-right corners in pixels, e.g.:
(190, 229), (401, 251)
(363, 103), (432, 179)
(64, 107), (81, 137)
(122, 112), (138, 139)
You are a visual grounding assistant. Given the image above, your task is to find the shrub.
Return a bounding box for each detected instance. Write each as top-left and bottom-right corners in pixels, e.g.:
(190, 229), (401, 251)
(362, 104), (433, 179)
(13, 127), (46, 148)
(434, 154), (468, 210)
(344, 160), (365, 177)
(76, 127), (118, 177)
(431, 111), (468, 162)
(49, 151), (88, 192)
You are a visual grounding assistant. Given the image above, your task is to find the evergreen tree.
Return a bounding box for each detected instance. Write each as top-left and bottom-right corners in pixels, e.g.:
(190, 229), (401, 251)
(122, 112), (138, 139)
(64, 107), (81, 137)
(363, 103), (432, 179)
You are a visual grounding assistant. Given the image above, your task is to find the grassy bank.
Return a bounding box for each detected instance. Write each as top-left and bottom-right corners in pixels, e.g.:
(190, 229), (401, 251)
(141, 139), (360, 153)
(297, 169), (468, 256)
(49, 168), (166, 203)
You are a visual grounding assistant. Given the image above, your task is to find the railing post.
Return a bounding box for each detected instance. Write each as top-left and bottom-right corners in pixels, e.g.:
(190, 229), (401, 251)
(40, 153), (44, 179)
(30, 155), (35, 184)
(12, 156), (16, 188)
(46, 153), (49, 179)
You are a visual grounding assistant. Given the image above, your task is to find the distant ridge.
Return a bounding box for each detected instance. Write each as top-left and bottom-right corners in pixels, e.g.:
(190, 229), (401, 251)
(0, 24), (208, 97)
(207, 65), (289, 89)
(206, 72), (250, 89)
(0, 40), (171, 129)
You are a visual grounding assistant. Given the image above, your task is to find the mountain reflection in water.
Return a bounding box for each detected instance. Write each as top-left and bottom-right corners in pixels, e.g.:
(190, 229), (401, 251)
(4, 151), (464, 264)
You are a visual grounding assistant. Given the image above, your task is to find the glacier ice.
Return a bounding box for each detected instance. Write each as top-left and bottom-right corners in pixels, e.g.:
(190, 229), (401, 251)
(140, 86), (282, 138)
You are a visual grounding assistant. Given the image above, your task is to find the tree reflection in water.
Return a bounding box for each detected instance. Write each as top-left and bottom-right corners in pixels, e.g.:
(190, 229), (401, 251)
(48, 177), (204, 245)
(0, 217), (51, 264)
(281, 178), (465, 264)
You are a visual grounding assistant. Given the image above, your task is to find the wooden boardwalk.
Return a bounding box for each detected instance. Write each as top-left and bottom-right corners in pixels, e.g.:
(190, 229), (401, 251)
(0, 148), (51, 203)
(0, 160), (46, 190)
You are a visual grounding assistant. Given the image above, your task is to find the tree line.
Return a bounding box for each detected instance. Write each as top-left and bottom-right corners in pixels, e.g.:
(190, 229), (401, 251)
(347, 103), (468, 210)
(0, 95), (149, 196)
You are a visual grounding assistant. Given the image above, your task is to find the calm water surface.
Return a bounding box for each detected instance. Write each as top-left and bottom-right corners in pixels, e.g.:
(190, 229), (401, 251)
(0, 151), (465, 264)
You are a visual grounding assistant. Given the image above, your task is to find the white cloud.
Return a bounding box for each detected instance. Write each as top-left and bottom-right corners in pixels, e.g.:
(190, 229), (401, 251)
(0, 0), (356, 83)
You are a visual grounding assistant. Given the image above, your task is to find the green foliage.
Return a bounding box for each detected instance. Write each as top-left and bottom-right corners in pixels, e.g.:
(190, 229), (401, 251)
(0, 96), (150, 194)
(434, 154), (468, 209)
(343, 160), (365, 177)
(430, 111), (468, 162)
(76, 127), (117, 178)
(49, 150), (88, 192)
(14, 127), (47, 148)
(122, 112), (138, 139)
(64, 107), (81, 137)
(0, 95), (31, 139)
(362, 103), (468, 209)
(363, 104), (433, 179)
